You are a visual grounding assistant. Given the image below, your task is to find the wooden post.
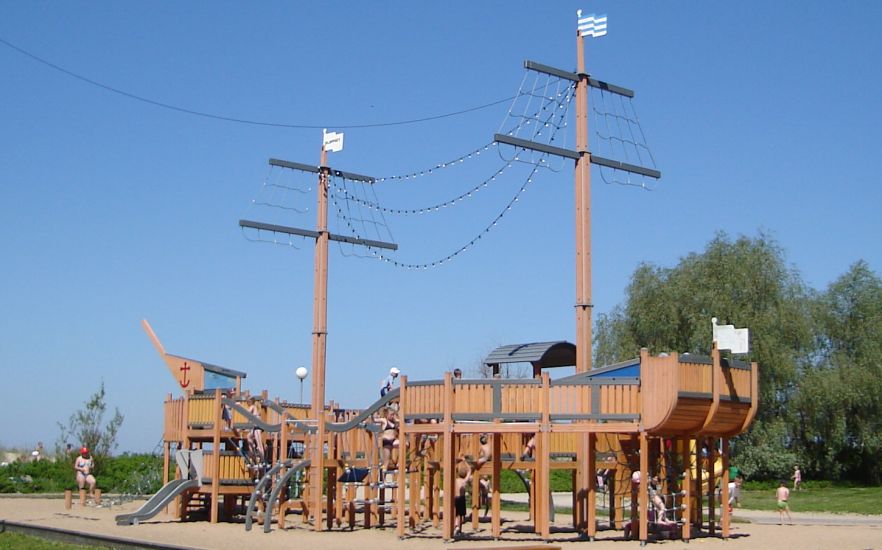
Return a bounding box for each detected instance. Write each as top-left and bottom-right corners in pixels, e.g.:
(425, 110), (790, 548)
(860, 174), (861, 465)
(587, 432), (597, 539)
(708, 437), (716, 535)
(536, 373), (552, 539)
(639, 432), (648, 543)
(491, 432), (502, 539)
(721, 438), (730, 538)
(681, 438), (691, 540)
(210, 388), (221, 523)
(310, 147), (330, 532)
(441, 372), (455, 540)
(408, 448), (420, 530)
(397, 376), (408, 537)
(79, 489), (86, 507)
(695, 437), (704, 532)
(162, 439), (171, 515)
(471, 440), (481, 531)
(64, 489), (72, 509)
(573, 16), (595, 542)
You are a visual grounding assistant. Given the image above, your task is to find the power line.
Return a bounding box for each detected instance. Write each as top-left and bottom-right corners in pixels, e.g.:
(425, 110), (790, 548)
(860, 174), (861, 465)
(0, 35), (514, 130)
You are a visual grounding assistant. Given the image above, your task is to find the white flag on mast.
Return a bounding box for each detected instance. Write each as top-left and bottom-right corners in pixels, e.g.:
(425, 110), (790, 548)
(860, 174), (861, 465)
(577, 10), (608, 38)
(712, 317), (750, 354)
(323, 129), (344, 153)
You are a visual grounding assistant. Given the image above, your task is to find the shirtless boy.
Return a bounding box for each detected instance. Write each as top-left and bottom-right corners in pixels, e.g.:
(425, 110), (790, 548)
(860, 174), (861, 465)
(454, 459), (472, 535)
(776, 480), (792, 525)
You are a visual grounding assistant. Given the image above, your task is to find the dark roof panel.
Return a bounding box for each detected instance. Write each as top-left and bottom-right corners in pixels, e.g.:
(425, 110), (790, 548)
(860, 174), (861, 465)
(483, 341), (576, 369)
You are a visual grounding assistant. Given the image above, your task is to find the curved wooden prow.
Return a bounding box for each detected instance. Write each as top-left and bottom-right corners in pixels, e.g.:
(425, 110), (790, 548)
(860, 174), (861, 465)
(141, 318), (206, 393)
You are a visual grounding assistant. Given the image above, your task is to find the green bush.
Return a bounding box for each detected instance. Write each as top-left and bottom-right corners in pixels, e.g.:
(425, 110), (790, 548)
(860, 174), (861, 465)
(0, 453), (162, 494)
(498, 469), (573, 493)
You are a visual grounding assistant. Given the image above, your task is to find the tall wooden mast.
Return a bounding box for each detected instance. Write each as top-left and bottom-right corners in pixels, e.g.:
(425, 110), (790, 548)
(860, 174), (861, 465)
(309, 146), (330, 530)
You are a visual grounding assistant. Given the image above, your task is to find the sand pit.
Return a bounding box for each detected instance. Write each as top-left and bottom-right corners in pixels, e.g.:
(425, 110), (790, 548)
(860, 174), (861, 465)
(2, 496), (881, 549)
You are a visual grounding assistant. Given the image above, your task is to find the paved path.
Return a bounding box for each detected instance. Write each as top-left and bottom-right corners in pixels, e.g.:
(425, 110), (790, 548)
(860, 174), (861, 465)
(500, 492), (882, 527)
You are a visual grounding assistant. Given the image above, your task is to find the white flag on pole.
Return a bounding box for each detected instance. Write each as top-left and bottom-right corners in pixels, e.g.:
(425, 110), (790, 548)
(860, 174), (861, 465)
(712, 317), (750, 354)
(577, 10), (608, 38)
(323, 129), (344, 153)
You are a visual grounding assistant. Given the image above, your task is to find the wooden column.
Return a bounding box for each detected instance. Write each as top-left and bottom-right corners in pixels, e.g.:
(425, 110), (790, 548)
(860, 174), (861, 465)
(492, 432), (502, 538)
(441, 372), (456, 540)
(210, 389), (222, 523)
(397, 376), (408, 537)
(309, 148), (330, 531)
(708, 437), (716, 535)
(695, 437), (704, 532)
(587, 432), (597, 539)
(162, 438), (171, 516)
(638, 432), (648, 543)
(573, 22), (595, 537)
(535, 373), (552, 539)
(721, 438), (730, 538)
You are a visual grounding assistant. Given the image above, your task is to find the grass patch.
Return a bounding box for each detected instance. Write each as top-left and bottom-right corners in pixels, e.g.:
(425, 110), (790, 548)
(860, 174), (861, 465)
(0, 532), (92, 549)
(739, 485), (882, 515)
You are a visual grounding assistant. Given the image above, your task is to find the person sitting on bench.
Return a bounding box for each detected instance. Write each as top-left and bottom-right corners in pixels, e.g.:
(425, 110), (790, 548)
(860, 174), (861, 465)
(74, 447), (97, 501)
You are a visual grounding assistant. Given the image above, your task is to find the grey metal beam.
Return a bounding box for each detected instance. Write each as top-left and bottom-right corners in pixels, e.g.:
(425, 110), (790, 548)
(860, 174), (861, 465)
(268, 158), (375, 183)
(589, 154), (661, 179)
(494, 133), (581, 160)
(269, 158), (320, 174)
(523, 60), (635, 97)
(328, 232), (398, 250)
(239, 219), (320, 240)
(239, 219), (398, 250)
(585, 76), (635, 98)
(524, 60), (579, 82)
(329, 168), (375, 183)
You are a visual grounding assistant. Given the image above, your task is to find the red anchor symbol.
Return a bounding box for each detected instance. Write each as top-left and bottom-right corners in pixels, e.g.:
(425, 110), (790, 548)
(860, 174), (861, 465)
(180, 362), (191, 388)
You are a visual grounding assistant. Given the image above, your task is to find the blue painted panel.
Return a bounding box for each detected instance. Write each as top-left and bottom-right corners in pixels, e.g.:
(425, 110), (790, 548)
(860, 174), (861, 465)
(591, 361), (640, 378)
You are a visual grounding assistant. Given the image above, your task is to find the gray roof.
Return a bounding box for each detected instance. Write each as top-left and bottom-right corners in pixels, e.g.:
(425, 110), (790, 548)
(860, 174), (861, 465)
(483, 341), (576, 369)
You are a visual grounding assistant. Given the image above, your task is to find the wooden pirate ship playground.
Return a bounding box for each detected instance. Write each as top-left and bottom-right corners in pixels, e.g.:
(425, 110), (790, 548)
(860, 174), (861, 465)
(120, 12), (759, 546)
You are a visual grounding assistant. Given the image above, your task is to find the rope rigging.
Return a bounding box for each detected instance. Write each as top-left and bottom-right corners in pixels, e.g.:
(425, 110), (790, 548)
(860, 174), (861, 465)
(591, 87), (659, 189)
(0, 35), (514, 130)
(240, 61), (660, 268)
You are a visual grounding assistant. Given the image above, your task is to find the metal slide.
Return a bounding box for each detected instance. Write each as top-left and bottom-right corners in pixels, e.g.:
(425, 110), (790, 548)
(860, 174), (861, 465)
(114, 478), (200, 525)
(244, 458), (303, 532)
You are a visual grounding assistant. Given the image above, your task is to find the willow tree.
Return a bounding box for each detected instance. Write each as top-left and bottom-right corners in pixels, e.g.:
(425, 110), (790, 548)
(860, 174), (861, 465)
(593, 232), (815, 478)
(794, 261), (882, 483)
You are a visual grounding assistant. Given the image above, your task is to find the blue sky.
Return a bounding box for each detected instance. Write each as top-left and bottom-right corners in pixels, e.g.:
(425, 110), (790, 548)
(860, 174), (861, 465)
(2, 2), (880, 453)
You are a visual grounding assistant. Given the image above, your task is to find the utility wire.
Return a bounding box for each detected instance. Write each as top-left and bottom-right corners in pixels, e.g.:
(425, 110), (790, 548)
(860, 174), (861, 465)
(0, 35), (514, 130)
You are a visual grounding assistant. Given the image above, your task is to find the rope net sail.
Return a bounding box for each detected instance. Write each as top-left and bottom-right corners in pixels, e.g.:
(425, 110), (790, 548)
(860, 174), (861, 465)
(591, 86), (659, 189)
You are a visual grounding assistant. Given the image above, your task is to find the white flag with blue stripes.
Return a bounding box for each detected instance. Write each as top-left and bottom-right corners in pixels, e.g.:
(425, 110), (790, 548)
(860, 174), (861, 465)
(577, 10), (607, 38)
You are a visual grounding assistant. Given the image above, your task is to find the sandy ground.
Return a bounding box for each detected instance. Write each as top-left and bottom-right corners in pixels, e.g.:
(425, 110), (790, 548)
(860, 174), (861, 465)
(2, 496), (881, 550)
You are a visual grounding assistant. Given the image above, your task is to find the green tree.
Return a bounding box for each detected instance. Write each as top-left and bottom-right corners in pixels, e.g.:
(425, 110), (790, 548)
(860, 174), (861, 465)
(56, 382), (124, 467)
(595, 232), (813, 419)
(793, 261), (882, 483)
(593, 232), (815, 477)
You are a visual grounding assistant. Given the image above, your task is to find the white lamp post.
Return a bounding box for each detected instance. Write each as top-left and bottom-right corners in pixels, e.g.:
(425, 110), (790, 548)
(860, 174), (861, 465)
(295, 366), (308, 404)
